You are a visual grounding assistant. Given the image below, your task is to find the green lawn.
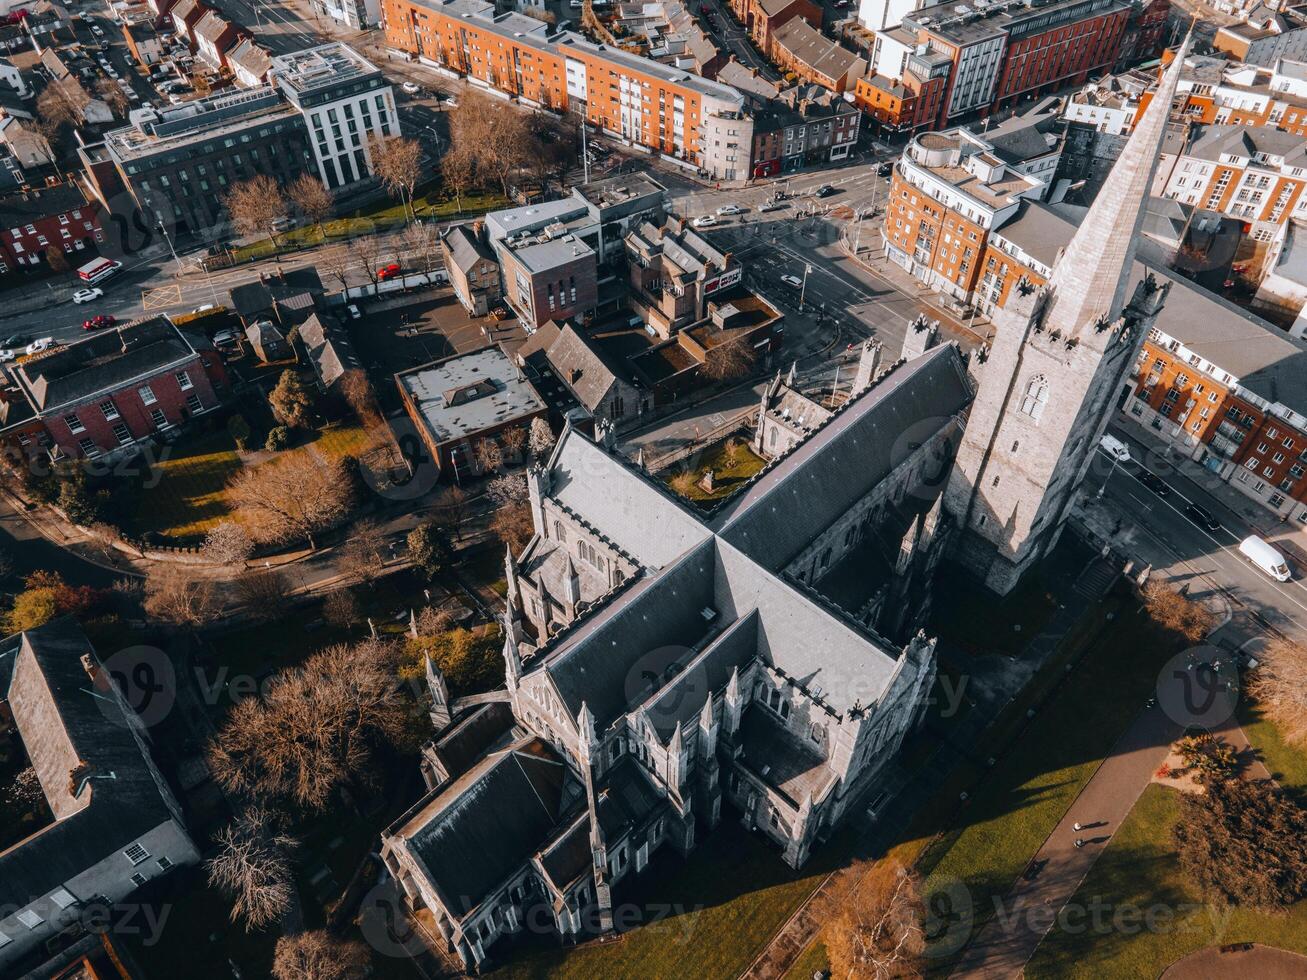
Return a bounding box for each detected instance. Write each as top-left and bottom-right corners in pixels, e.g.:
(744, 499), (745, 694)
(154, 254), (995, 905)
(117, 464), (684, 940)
(917, 601), (1175, 967)
(131, 429), (244, 541)
(662, 438), (766, 504)
(1026, 783), (1307, 979)
(1238, 696), (1307, 792)
(489, 819), (840, 980)
(228, 191), (508, 263)
(782, 940), (830, 980)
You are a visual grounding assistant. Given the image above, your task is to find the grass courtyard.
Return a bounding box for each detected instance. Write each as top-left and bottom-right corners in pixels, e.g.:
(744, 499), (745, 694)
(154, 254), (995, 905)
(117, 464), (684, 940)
(126, 420), (376, 544)
(661, 437), (766, 505)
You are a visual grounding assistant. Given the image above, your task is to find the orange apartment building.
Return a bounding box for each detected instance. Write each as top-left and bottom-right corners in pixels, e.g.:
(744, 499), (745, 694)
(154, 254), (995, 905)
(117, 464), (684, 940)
(851, 65), (948, 135)
(381, 0), (747, 174)
(1152, 124), (1307, 240)
(882, 128), (1046, 301)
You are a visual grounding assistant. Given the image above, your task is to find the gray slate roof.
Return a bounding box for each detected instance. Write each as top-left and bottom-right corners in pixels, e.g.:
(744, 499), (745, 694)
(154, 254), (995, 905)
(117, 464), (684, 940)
(404, 739), (568, 917)
(442, 223), (496, 275)
(299, 312), (360, 389)
(545, 324), (620, 413)
(0, 620), (187, 913)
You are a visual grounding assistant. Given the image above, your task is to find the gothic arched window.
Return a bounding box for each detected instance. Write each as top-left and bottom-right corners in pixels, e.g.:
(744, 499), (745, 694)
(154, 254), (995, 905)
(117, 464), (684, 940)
(1020, 376), (1049, 421)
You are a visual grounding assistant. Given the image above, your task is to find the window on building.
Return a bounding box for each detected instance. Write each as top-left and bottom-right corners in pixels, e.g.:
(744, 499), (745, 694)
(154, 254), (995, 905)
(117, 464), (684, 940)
(64, 412), (84, 433)
(1019, 376), (1048, 420)
(124, 843), (151, 865)
(138, 385), (157, 405)
(113, 423), (132, 446)
(186, 393), (203, 414)
(175, 370), (192, 390)
(150, 408), (169, 429)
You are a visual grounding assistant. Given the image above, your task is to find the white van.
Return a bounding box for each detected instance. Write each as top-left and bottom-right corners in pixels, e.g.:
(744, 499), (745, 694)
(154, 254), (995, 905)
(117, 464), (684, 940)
(1239, 535), (1292, 582)
(1099, 434), (1131, 463)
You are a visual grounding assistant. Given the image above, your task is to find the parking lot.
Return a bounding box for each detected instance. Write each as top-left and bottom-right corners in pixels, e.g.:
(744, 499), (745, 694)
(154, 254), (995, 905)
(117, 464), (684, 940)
(347, 290), (523, 412)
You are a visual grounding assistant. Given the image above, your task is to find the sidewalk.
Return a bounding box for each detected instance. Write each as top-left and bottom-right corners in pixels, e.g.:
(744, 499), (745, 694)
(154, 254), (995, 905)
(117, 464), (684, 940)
(949, 583), (1269, 979)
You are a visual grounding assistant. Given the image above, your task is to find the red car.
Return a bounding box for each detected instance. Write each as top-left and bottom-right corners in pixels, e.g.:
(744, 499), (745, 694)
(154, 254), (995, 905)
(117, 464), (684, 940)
(377, 263), (402, 281)
(82, 314), (117, 330)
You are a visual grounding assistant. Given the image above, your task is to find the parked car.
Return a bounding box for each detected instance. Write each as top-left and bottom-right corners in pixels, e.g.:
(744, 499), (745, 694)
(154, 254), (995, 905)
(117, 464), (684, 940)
(1098, 433), (1131, 462)
(212, 329), (238, 348)
(2, 333), (31, 348)
(377, 263), (402, 281)
(877, 162), (893, 177)
(72, 287), (103, 304)
(401, 81), (421, 94)
(814, 184), (835, 197)
(346, 304), (362, 320)
(691, 215), (717, 228)
(1138, 471), (1170, 497)
(1183, 503), (1222, 533)
(0, 348), (15, 362)
(25, 337), (53, 355)
(781, 274), (803, 289)
(716, 204), (745, 216)
(82, 314), (116, 330)
(90, 24), (104, 35)
(759, 200), (784, 212)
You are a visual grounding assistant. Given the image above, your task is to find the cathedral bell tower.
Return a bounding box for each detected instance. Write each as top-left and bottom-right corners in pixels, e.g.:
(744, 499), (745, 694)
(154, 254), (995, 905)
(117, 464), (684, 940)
(943, 35), (1190, 594)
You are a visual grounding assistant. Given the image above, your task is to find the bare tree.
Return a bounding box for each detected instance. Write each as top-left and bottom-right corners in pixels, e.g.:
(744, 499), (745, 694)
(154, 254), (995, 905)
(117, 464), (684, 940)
(415, 604), (453, 638)
(500, 425), (528, 464)
(823, 860), (926, 980)
(474, 438), (503, 475)
(37, 85), (80, 130)
(94, 77), (131, 117)
(228, 453), (355, 550)
(339, 369), (382, 430)
(27, 116), (64, 178)
(490, 503), (534, 554)
(371, 135), (422, 222)
(1142, 581), (1215, 645)
(403, 220), (442, 274)
(273, 930), (371, 980)
(321, 247), (353, 293)
(208, 639), (411, 810)
(224, 174), (289, 259)
(45, 244), (69, 273)
(143, 567), (219, 628)
(449, 92), (532, 197)
(699, 335), (759, 382)
(437, 485), (469, 541)
(486, 473), (528, 508)
(203, 521), (254, 565)
(349, 235), (386, 292)
(234, 569), (293, 612)
(338, 518), (387, 588)
(322, 588), (362, 629)
(288, 173), (334, 240)
(440, 143), (478, 213)
(529, 417), (555, 460)
(207, 808), (299, 932)
(1247, 638), (1307, 746)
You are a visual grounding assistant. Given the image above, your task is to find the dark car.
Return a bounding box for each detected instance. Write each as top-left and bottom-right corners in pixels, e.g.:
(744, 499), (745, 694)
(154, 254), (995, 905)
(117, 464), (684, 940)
(814, 184), (835, 197)
(877, 162), (893, 177)
(2, 333), (31, 348)
(1184, 503), (1222, 533)
(1138, 471), (1171, 497)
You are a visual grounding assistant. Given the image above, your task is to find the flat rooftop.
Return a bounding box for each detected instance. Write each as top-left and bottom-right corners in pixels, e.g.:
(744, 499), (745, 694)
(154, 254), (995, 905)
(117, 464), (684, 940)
(573, 172), (666, 210)
(270, 42), (379, 95)
(905, 0), (1128, 46)
(397, 346), (546, 446)
(104, 87), (297, 161)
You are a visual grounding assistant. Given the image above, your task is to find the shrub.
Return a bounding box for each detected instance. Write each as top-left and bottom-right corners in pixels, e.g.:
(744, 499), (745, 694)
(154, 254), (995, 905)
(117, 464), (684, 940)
(265, 426), (290, 452)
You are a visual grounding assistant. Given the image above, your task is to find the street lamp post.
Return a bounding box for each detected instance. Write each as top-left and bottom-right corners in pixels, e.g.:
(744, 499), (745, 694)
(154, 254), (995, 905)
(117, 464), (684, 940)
(799, 262), (811, 312)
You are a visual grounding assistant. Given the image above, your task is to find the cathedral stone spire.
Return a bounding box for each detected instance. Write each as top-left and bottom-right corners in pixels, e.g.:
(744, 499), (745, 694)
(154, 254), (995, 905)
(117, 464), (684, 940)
(1043, 32), (1191, 338)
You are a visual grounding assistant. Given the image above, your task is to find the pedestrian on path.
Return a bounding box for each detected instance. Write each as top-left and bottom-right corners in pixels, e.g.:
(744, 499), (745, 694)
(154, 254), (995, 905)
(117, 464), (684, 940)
(1074, 838), (1084, 849)
(1073, 822), (1082, 832)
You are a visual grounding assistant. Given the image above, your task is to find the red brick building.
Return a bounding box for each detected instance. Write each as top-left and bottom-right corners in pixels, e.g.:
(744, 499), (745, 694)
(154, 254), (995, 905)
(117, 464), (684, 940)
(0, 316), (229, 461)
(0, 182), (103, 274)
(728, 0), (821, 56)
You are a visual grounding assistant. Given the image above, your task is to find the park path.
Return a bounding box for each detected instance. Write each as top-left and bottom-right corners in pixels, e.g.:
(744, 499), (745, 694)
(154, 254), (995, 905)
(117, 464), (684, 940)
(1161, 943), (1307, 980)
(950, 590), (1272, 979)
